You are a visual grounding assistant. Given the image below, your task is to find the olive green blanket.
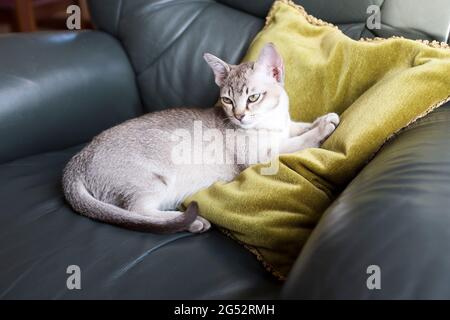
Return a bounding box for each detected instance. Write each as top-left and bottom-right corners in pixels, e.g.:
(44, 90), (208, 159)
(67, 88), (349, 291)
(184, 0), (450, 279)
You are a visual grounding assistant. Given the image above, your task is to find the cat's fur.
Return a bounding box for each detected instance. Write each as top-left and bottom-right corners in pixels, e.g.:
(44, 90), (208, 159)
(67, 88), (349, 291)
(62, 43), (339, 234)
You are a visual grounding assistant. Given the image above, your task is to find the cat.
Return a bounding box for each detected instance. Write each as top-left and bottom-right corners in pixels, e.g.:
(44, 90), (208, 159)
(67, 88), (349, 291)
(62, 43), (340, 234)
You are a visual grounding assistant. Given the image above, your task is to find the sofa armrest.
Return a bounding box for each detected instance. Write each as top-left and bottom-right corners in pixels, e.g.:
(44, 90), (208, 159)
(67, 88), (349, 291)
(0, 31), (142, 163)
(282, 102), (450, 299)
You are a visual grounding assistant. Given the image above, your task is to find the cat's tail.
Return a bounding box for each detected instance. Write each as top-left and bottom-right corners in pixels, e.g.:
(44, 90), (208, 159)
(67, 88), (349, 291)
(63, 179), (198, 234)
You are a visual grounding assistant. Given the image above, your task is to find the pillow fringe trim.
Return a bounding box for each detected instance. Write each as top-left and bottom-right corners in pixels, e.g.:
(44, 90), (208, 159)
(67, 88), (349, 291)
(265, 0), (338, 30)
(219, 228), (287, 281)
(268, 0), (450, 50)
(368, 95), (450, 166)
(361, 36), (450, 49)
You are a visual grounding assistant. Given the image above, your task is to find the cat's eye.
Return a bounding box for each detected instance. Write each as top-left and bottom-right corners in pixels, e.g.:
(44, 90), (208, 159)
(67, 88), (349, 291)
(221, 97), (232, 105)
(248, 94), (261, 103)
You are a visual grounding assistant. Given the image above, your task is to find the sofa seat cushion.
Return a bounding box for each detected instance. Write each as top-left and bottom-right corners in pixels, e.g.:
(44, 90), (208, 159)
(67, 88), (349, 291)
(0, 146), (280, 299)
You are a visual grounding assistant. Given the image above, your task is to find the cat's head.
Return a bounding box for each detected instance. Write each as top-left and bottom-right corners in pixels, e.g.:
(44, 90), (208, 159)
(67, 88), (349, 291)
(204, 43), (288, 129)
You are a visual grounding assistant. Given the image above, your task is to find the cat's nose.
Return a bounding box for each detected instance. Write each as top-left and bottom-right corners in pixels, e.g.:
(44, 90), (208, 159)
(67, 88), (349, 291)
(234, 113), (245, 121)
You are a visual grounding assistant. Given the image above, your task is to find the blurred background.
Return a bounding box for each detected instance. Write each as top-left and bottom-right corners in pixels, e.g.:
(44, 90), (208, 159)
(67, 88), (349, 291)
(0, 0), (91, 33)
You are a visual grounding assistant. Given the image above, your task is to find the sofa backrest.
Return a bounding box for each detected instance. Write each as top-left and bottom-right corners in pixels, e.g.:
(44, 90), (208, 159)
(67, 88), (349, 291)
(87, 0), (450, 113)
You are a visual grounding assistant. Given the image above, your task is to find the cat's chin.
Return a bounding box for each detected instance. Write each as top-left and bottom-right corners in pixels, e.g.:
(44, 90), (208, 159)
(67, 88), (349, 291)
(233, 120), (258, 130)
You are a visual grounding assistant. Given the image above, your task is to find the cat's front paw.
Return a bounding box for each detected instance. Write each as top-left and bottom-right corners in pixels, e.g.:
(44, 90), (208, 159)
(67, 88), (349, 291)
(187, 216), (211, 233)
(313, 113), (340, 128)
(314, 113), (340, 142)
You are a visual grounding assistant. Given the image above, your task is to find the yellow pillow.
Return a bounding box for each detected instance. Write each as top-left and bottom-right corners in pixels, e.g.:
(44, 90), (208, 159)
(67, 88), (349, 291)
(184, 0), (450, 279)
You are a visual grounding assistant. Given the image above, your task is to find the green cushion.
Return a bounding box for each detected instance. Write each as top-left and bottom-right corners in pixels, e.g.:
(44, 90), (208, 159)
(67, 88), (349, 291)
(184, 0), (450, 279)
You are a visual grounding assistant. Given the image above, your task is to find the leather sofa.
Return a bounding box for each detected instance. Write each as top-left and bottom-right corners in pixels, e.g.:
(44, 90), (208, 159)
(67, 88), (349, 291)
(1, 0), (450, 299)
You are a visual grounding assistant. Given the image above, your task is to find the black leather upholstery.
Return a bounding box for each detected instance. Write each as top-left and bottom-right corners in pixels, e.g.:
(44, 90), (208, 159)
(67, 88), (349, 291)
(89, 0), (266, 112)
(87, 0), (378, 112)
(87, 0), (449, 114)
(0, 145), (280, 299)
(1, 0), (450, 299)
(300, 0), (384, 24)
(283, 103), (450, 299)
(0, 31), (142, 164)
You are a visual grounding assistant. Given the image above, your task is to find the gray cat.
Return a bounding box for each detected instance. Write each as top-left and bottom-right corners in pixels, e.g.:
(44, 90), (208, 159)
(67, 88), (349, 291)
(62, 43), (339, 234)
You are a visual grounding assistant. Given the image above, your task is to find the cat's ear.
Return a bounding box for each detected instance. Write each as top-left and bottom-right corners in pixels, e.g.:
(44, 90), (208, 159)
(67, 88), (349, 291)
(257, 43), (284, 84)
(203, 53), (230, 87)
